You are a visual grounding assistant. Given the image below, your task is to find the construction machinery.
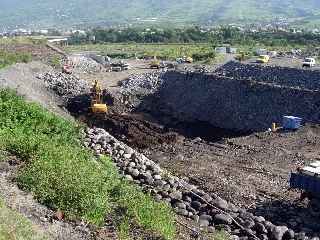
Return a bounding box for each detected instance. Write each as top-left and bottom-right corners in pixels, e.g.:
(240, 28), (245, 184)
(110, 61), (131, 72)
(176, 56), (194, 64)
(290, 161), (320, 199)
(302, 57), (316, 68)
(150, 58), (161, 69)
(62, 62), (73, 74)
(90, 80), (107, 113)
(256, 55), (270, 63)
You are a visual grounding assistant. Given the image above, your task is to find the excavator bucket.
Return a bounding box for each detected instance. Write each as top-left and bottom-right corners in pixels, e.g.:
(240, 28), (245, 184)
(91, 103), (107, 113)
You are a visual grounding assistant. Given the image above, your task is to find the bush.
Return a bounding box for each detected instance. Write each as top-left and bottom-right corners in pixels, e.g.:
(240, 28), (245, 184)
(0, 89), (176, 239)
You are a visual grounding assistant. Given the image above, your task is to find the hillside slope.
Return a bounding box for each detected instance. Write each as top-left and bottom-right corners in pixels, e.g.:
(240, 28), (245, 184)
(1, 0), (320, 28)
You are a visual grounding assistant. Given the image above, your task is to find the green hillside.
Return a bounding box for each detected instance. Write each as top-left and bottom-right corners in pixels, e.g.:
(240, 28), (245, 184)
(1, 0), (320, 28)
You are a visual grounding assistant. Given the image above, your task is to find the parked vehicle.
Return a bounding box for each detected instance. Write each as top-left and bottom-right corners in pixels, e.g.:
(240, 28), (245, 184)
(302, 57), (316, 68)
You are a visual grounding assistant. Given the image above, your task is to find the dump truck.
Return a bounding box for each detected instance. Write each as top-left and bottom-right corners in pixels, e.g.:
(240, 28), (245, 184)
(290, 161), (320, 200)
(111, 61), (131, 72)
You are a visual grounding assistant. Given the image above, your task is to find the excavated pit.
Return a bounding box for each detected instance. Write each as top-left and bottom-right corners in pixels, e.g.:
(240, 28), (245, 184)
(67, 93), (249, 149)
(68, 62), (320, 149)
(64, 63), (320, 234)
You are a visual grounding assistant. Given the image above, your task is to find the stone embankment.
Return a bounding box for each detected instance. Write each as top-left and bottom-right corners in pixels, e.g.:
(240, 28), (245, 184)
(83, 127), (318, 240)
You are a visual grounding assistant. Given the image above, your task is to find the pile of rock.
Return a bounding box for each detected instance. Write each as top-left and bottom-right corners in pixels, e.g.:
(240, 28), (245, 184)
(83, 127), (317, 240)
(38, 72), (89, 98)
(215, 61), (320, 91)
(68, 55), (103, 74)
(120, 71), (165, 94)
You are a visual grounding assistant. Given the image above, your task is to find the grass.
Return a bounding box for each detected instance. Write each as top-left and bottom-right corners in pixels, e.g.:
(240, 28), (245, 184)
(0, 51), (32, 69)
(65, 43), (219, 62)
(0, 198), (48, 240)
(0, 89), (176, 239)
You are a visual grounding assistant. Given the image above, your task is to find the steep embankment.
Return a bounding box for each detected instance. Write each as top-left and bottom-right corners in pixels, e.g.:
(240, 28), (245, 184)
(0, 89), (176, 239)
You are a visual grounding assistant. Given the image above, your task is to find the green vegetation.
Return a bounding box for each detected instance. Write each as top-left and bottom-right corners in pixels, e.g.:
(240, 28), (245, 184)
(66, 27), (320, 62)
(66, 43), (221, 61)
(0, 89), (175, 239)
(0, 198), (48, 240)
(0, 51), (32, 69)
(49, 55), (61, 69)
(71, 27), (320, 48)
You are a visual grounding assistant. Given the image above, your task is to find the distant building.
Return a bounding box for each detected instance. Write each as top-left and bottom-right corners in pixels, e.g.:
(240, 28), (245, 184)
(47, 38), (68, 46)
(256, 49), (268, 56)
(215, 47), (227, 54)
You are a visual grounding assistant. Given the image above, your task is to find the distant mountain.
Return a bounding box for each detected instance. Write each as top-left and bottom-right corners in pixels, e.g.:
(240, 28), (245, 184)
(1, 0), (320, 29)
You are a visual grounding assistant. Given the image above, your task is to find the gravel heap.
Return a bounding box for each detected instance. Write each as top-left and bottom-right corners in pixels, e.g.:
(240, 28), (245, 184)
(84, 127), (318, 240)
(68, 55), (103, 74)
(215, 61), (320, 91)
(38, 72), (89, 98)
(120, 71), (165, 94)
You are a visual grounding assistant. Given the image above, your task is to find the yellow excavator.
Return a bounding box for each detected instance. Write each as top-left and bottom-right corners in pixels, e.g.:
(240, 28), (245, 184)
(150, 56), (161, 69)
(90, 80), (108, 113)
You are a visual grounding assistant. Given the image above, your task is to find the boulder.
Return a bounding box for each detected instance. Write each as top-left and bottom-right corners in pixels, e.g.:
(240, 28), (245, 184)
(214, 214), (233, 225)
(271, 226), (288, 240)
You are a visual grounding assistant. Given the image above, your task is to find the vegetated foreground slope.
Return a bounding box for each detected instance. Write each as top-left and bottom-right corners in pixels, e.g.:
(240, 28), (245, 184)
(1, 0), (320, 28)
(0, 89), (175, 239)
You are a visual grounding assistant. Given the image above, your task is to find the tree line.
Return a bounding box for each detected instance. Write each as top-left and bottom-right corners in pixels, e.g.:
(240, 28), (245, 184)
(69, 27), (320, 47)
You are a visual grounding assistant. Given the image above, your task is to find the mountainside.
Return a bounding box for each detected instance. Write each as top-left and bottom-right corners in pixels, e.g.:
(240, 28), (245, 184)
(1, 0), (320, 29)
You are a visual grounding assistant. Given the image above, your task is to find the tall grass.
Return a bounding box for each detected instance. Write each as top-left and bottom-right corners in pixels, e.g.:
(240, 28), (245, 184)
(0, 51), (32, 69)
(0, 89), (176, 239)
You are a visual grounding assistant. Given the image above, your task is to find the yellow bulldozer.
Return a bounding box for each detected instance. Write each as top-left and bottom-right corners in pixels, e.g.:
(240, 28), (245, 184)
(90, 80), (108, 113)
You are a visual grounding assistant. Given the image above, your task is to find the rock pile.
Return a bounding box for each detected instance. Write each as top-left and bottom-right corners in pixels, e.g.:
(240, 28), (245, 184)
(120, 71), (164, 94)
(215, 61), (320, 91)
(38, 72), (89, 98)
(83, 127), (318, 240)
(68, 55), (103, 74)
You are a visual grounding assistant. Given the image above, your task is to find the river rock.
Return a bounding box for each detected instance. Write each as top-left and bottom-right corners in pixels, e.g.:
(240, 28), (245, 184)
(271, 226), (289, 240)
(214, 214), (233, 225)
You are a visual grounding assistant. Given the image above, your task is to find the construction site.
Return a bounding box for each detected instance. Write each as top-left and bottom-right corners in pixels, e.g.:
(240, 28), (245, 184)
(1, 42), (320, 240)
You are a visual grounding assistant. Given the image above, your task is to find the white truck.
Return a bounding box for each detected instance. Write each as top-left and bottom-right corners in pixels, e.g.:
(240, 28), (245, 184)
(302, 57), (316, 68)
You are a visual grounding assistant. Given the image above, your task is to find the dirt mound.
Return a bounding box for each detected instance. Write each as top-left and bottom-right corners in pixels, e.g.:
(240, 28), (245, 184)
(0, 62), (71, 119)
(84, 113), (178, 148)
